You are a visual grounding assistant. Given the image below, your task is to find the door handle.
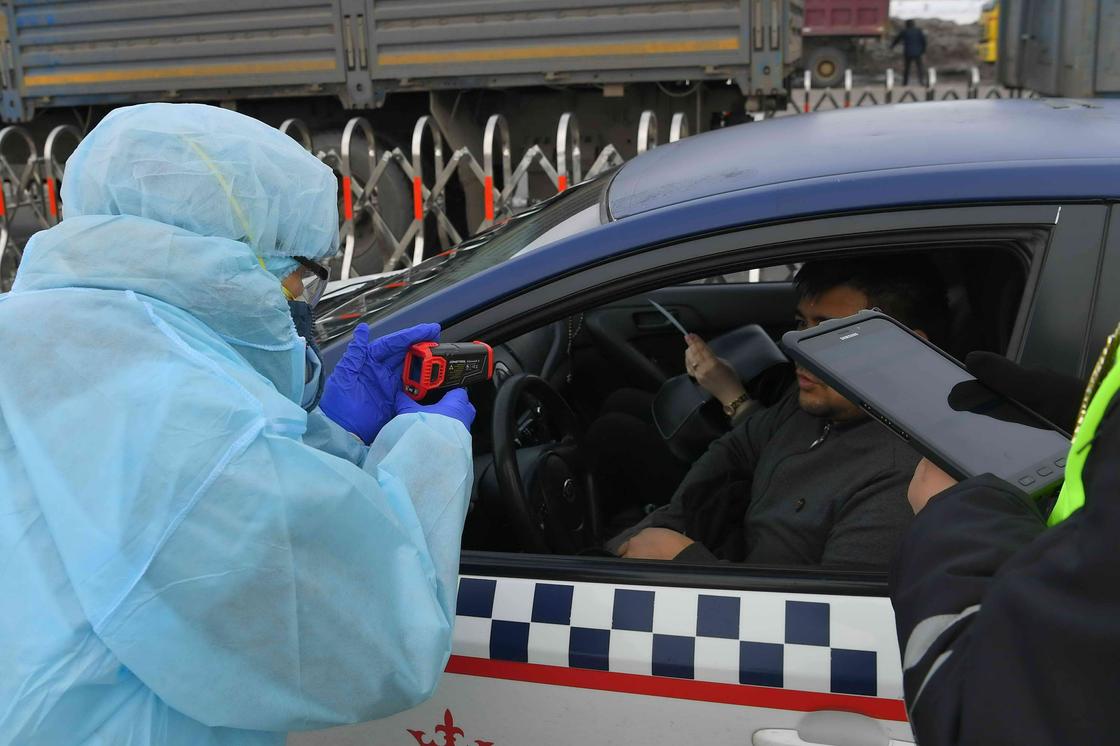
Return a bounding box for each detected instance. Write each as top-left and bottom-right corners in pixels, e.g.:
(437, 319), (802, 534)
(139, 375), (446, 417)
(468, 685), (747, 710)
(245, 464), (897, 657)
(752, 711), (913, 746)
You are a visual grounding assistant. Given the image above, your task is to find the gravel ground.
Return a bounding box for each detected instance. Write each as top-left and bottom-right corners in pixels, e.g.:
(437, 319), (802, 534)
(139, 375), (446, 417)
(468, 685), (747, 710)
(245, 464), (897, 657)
(852, 17), (988, 81)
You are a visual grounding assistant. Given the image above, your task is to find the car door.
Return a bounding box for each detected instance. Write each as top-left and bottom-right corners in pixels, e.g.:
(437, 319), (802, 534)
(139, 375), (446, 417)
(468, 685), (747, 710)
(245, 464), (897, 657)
(292, 567), (909, 746)
(290, 202), (1103, 746)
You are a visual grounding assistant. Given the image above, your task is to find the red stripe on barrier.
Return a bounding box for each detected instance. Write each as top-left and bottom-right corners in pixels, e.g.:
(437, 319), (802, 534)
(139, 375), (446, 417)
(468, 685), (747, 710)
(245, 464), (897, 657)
(0, 183), (7, 217)
(413, 176), (423, 221)
(46, 177), (58, 217)
(483, 175), (494, 221)
(444, 656), (908, 722)
(557, 174), (568, 192)
(342, 176), (353, 221)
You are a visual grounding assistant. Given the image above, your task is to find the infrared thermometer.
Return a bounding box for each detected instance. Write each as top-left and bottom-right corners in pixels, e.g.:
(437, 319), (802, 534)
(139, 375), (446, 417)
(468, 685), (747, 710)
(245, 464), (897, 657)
(403, 341), (494, 400)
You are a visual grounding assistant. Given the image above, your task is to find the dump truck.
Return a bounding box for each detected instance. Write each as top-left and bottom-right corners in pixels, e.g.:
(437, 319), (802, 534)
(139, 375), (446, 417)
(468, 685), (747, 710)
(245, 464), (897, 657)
(977, 0), (1000, 65)
(998, 0), (1119, 98)
(801, 0), (890, 86)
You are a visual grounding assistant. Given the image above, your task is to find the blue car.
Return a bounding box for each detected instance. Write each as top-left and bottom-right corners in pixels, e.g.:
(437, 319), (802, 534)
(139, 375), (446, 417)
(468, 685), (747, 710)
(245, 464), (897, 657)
(297, 98), (1120, 746)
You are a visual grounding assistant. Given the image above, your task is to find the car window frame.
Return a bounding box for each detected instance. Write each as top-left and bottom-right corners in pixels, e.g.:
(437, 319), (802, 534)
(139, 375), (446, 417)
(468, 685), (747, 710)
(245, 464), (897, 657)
(1014, 203), (1110, 377)
(1081, 203), (1120, 374)
(446, 203), (1079, 596)
(446, 205), (1059, 348)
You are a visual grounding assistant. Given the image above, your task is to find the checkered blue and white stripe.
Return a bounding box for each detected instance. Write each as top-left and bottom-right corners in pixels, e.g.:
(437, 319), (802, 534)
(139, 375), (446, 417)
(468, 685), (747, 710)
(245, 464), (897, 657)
(453, 576), (903, 699)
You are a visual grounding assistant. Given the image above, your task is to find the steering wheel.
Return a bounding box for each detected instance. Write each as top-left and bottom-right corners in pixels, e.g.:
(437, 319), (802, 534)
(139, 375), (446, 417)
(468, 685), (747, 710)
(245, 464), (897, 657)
(492, 373), (603, 553)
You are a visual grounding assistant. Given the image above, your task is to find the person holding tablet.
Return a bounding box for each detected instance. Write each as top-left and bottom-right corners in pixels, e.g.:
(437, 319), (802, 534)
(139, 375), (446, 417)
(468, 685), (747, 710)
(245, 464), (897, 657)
(891, 344), (1114, 746)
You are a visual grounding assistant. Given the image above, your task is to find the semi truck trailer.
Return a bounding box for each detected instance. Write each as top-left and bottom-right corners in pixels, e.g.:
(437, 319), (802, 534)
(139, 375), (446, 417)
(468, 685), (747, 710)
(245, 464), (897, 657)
(0, 1), (802, 132)
(998, 0), (1119, 98)
(0, 0), (803, 274)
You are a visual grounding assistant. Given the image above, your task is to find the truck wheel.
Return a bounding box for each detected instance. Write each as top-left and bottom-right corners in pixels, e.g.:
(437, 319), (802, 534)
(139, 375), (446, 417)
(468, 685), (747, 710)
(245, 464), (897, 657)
(312, 129), (412, 278)
(807, 46), (847, 88)
(349, 163), (411, 275)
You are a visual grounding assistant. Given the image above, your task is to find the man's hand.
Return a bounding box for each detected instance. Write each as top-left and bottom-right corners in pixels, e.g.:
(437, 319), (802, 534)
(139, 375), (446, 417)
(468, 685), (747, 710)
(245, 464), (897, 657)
(908, 458), (958, 514)
(685, 334), (747, 407)
(616, 528), (695, 560)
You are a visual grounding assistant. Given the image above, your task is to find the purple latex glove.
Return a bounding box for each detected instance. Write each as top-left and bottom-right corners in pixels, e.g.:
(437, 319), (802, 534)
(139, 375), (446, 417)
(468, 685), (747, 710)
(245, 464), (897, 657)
(395, 389), (476, 431)
(320, 322), (441, 444)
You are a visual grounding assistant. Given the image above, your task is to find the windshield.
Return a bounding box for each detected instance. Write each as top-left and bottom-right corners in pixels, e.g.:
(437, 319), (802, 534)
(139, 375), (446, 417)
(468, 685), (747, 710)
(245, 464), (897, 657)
(315, 176), (608, 344)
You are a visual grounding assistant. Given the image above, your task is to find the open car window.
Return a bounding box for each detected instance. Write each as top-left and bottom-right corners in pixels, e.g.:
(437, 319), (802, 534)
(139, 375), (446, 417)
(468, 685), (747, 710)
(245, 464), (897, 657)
(462, 236), (1040, 575)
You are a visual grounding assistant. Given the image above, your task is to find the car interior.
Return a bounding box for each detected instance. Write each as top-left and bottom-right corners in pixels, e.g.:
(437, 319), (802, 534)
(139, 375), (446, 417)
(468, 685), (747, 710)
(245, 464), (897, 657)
(448, 240), (1033, 562)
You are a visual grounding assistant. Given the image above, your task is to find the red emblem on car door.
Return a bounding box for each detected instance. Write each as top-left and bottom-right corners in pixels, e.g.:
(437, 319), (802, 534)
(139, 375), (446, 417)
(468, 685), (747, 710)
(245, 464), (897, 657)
(408, 709), (494, 746)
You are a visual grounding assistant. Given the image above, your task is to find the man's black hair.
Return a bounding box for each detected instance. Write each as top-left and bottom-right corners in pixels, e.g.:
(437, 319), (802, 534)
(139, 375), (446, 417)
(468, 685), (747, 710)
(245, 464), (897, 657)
(794, 255), (950, 344)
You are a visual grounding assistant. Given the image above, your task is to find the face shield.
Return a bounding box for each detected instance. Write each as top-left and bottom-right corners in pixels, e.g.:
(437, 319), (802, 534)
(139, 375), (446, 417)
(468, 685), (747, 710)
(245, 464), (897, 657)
(284, 256), (331, 308)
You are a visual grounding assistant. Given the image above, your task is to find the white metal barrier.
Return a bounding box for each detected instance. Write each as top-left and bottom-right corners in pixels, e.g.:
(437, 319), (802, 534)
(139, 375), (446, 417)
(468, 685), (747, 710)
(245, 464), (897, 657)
(0, 124), (76, 291)
(0, 110), (694, 291)
(794, 65), (1031, 114)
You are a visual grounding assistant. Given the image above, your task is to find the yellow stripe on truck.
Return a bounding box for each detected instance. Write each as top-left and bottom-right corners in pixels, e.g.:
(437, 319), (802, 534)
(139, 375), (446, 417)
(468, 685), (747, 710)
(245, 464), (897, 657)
(378, 37), (740, 66)
(23, 58), (337, 88)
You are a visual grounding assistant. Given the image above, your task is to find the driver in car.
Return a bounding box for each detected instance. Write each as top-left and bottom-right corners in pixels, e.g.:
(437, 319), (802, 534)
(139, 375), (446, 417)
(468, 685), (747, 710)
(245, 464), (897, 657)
(608, 257), (949, 567)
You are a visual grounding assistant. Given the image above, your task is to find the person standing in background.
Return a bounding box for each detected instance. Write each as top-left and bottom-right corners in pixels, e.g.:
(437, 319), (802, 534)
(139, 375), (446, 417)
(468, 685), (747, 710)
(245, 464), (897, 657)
(893, 19), (928, 86)
(893, 343), (1117, 746)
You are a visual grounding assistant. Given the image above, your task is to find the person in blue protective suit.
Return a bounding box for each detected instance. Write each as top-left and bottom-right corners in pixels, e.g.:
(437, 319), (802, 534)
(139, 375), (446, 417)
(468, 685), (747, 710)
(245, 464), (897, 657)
(0, 103), (476, 745)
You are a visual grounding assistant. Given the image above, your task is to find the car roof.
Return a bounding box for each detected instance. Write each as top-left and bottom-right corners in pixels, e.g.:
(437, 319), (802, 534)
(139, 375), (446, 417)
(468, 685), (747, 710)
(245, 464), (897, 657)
(607, 98), (1120, 219)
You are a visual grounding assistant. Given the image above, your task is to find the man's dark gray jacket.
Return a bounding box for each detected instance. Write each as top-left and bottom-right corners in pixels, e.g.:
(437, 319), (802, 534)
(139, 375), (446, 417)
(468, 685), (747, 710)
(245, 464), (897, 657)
(608, 388), (919, 567)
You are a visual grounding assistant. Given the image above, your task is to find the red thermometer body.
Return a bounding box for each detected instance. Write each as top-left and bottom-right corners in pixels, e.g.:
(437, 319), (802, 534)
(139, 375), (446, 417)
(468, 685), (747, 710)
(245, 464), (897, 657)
(403, 341), (494, 401)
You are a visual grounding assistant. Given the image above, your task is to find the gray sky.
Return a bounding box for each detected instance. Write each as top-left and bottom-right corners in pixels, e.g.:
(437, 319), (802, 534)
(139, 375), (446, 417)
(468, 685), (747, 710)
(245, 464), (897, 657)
(892, 0), (985, 24)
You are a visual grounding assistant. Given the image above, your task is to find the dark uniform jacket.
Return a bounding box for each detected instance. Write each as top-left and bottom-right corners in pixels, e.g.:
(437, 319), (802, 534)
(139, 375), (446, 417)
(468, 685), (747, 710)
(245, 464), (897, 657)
(608, 388), (919, 567)
(890, 398), (1119, 745)
(892, 27), (928, 58)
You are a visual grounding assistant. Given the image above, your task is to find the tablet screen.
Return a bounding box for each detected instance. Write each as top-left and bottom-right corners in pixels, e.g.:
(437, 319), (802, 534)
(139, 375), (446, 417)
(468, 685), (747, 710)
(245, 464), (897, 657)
(799, 317), (1071, 482)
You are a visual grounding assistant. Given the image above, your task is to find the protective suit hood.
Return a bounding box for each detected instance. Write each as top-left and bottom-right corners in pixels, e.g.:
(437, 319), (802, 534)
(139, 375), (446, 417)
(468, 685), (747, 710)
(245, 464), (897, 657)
(60, 102), (339, 273)
(11, 103), (340, 401)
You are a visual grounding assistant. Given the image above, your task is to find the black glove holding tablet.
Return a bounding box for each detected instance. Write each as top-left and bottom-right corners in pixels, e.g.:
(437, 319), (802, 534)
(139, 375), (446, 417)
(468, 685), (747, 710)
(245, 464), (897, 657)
(963, 351), (1084, 434)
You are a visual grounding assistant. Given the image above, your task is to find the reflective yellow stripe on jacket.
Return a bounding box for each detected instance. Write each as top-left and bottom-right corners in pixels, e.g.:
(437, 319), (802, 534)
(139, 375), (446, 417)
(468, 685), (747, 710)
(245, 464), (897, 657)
(1051, 324), (1120, 525)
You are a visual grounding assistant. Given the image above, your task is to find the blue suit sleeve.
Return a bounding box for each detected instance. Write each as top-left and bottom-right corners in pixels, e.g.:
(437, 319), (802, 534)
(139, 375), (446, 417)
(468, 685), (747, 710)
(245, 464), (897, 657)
(299, 345), (371, 465)
(94, 413), (472, 732)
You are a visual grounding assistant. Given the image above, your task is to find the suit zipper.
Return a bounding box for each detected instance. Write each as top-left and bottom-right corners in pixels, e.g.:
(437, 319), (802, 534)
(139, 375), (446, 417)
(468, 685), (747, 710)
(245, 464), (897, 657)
(809, 422), (832, 450)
